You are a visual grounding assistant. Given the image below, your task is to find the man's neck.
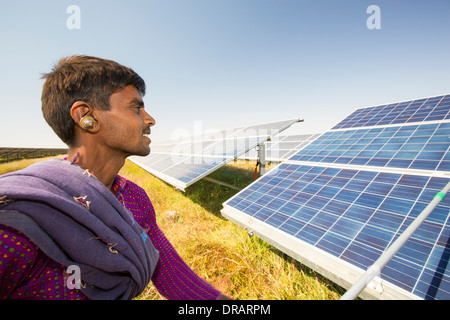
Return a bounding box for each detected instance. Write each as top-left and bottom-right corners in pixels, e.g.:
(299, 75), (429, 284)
(67, 146), (126, 192)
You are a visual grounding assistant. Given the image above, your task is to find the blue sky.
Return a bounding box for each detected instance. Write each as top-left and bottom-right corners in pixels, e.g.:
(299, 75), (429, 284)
(1, 0), (449, 148)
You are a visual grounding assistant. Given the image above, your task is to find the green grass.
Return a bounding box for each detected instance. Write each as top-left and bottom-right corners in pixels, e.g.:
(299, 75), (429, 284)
(1, 157), (345, 300)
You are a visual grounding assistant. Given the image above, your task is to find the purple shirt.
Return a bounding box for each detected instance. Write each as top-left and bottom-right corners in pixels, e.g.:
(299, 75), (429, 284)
(0, 175), (221, 300)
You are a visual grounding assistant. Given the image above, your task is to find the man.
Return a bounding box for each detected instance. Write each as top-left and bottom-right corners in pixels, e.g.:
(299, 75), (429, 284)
(0, 55), (228, 300)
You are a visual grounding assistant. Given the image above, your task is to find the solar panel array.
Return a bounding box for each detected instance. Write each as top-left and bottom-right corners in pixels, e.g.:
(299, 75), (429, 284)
(222, 94), (450, 300)
(130, 119), (301, 191)
(332, 94), (450, 130)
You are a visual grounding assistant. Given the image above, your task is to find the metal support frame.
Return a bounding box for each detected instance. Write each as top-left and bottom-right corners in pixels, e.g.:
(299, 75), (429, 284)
(202, 177), (242, 191)
(340, 181), (450, 300)
(258, 142), (266, 177)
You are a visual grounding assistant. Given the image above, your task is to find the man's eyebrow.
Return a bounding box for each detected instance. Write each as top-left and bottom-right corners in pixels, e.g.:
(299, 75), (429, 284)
(128, 98), (145, 107)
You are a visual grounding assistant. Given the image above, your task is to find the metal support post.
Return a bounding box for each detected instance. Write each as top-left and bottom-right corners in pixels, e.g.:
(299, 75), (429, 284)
(258, 142), (266, 177)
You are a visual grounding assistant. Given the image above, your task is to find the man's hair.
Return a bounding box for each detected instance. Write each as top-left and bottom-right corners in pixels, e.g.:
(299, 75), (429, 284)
(41, 55), (146, 146)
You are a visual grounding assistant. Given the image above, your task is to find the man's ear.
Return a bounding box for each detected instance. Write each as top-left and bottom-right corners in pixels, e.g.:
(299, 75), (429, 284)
(70, 101), (100, 133)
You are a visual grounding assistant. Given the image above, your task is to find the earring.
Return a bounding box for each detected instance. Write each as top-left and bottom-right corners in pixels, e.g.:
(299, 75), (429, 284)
(80, 116), (95, 129)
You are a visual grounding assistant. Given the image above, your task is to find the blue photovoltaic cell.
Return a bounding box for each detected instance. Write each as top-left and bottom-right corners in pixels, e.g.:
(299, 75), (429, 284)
(223, 163), (450, 299)
(157, 156), (229, 183)
(289, 122), (450, 171)
(332, 94), (450, 130)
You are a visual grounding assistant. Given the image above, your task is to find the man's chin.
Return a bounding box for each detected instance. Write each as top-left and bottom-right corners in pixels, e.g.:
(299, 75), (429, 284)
(133, 146), (151, 157)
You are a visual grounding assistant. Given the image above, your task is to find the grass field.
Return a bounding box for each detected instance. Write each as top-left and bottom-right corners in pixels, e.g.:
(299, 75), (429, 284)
(0, 147), (67, 164)
(0, 156), (345, 300)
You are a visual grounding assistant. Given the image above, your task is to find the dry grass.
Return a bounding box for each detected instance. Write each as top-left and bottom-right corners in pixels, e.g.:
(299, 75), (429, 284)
(1, 157), (345, 300)
(119, 160), (344, 300)
(0, 155), (66, 175)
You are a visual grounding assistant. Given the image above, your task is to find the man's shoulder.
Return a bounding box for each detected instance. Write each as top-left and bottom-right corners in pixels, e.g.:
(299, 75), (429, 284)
(117, 176), (149, 199)
(117, 176), (155, 222)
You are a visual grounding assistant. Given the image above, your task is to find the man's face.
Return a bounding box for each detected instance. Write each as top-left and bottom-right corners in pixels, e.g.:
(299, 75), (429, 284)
(96, 85), (155, 157)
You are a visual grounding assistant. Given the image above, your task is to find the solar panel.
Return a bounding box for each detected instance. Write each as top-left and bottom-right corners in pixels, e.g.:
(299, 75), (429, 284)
(332, 94), (450, 130)
(290, 122), (450, 172)
(240, 134), (321, 162)
(130, 119), (302, 191)
(221, 94), (450, 300)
